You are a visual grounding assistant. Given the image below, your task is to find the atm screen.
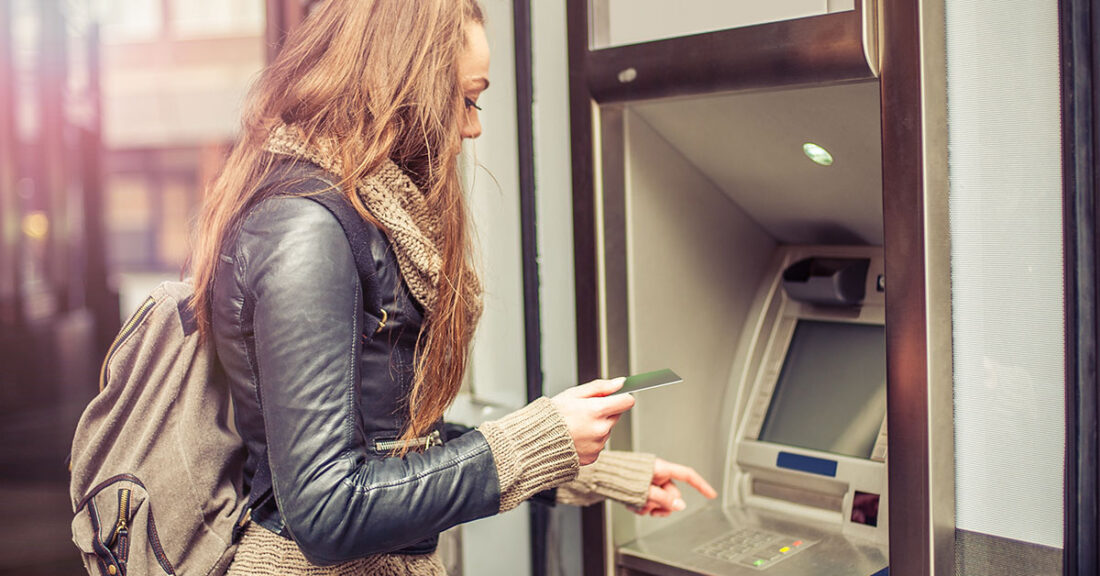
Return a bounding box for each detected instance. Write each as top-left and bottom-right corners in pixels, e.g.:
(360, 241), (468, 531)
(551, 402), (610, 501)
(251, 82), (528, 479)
(759, 319), (887, 459)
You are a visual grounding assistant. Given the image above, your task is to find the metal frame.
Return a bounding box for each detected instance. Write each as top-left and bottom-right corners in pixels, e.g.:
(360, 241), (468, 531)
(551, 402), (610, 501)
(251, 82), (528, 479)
(564, 5), (603, 571)
(581, 12), (872, 103)
(1062, 0), (1100, 573)
(566, 1), (935, 575)
(912, 0), (956, 573)
(511, 1), (553, 574)
(871, 0), (941, 571)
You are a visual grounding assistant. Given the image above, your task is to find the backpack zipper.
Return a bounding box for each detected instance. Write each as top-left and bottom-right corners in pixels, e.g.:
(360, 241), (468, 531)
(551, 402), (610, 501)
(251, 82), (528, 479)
(374, 430), (442, 452)
(98, 297), (157, 392)
(105, 487), (131, 549)
(76, 475), (176, 575)
(104, 487), (132, 574)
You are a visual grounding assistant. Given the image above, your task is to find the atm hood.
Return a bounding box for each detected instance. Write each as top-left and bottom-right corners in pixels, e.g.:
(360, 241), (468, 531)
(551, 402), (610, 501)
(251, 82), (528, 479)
(629, 80), (883, 246)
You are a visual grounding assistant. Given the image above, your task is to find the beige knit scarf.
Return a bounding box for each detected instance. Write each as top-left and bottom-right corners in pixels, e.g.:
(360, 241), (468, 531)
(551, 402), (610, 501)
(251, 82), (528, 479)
(264, 124), (481, 320)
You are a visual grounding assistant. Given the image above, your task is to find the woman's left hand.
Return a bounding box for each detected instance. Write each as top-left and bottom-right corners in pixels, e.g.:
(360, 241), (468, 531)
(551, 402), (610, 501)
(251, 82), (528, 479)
(630, 458), (718, 517)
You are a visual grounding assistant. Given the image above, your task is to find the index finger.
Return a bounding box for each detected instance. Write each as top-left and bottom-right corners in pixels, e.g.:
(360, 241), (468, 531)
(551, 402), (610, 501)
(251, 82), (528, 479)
(666, 463), (718, 499)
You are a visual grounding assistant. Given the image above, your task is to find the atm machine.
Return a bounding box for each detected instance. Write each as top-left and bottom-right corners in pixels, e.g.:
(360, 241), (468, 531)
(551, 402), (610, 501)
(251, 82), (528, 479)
(617, 246), (889, 576)
(564, 1), (894, 574)
(574, 84), (890, 574)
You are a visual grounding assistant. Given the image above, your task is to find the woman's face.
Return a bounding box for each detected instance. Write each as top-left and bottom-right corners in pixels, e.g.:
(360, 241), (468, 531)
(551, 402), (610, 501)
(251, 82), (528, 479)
(458, 23), (490, 140)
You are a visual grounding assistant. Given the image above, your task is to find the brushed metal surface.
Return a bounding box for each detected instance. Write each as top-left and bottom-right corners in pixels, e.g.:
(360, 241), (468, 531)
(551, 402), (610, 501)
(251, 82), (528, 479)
(584, 11), (874, 103)
(618, 506), (887, 576)
(880, 0), (931, 572)
(916, 0), (955, 573)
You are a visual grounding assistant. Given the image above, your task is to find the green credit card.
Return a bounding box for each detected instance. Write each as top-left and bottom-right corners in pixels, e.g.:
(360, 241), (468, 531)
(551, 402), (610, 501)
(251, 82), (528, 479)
(618, 368), (682, 394)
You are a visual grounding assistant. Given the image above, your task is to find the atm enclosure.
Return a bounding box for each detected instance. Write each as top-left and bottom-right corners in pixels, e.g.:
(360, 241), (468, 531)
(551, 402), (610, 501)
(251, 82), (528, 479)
(564, 1), (903, 574)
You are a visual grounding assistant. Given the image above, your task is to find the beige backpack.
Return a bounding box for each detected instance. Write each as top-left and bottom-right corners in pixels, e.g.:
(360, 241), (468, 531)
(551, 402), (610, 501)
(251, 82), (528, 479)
(68, 281), (248, 576)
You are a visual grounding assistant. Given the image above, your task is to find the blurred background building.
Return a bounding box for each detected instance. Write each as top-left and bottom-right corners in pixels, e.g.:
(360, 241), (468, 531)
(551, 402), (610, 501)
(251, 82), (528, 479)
(98, 0), (264, 312)
(0, 1), (290, 572)
(2, 0), (267, 425)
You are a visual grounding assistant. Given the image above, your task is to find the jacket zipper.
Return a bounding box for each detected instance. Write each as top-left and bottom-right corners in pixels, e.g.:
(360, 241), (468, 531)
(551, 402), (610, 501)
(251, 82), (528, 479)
(98, 297), (157, 392)
(374, 430), (442, 452)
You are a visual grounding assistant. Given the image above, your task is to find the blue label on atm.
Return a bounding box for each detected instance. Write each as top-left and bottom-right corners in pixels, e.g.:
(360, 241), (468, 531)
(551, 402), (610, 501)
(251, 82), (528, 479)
(776, 451), (838, 477)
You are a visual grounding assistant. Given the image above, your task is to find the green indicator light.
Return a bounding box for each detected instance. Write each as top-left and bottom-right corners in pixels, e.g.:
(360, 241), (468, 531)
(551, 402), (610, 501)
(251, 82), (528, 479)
(803, 142), (834, 166)
(754, 560), (766, 567)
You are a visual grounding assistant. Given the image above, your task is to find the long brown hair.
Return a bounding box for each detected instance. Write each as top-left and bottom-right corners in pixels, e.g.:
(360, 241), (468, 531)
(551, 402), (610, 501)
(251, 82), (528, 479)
(190, 0), (485, 448)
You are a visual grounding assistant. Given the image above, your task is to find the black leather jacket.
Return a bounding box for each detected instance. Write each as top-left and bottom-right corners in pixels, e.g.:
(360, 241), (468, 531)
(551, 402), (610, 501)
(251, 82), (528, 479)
(210, 161), (500, 565)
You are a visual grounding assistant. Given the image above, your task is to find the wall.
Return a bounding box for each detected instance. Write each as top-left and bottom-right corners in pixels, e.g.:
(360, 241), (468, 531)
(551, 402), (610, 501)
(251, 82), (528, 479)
(455, 0), (532, 573)
(623, 111), (775, 540)
(530, 1), (587, 574)
(946, 0), (1065, 571)
(463, 0), (528, 412)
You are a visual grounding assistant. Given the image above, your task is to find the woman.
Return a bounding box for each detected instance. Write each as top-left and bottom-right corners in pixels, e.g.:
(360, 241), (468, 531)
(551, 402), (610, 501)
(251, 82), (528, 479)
(189, 1), (716, 573)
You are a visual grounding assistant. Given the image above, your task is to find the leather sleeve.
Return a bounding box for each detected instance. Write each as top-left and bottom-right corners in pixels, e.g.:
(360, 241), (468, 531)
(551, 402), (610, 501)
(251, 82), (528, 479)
(442, 421), (559, 506)
(235, 197), (500, 565)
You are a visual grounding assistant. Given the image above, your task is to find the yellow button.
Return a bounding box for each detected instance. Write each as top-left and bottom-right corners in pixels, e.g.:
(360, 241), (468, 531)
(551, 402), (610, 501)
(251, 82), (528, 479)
(108, 566), (117, 575)
(780, 547), (791, 553)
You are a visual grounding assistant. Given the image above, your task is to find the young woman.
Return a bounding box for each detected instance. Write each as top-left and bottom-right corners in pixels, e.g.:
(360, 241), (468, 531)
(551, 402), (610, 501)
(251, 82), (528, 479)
(189, 1), (715, 573)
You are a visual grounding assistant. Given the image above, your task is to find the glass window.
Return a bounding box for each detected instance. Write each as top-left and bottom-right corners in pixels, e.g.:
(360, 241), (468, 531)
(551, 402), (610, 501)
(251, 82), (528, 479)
(13, 0), (40, 139)
(169, 0), (264, 38)
(97, 0), (163, 43)
(592, 0), (853, 49)
(105, 174), (154, 269)
(157, 179), (192, 268)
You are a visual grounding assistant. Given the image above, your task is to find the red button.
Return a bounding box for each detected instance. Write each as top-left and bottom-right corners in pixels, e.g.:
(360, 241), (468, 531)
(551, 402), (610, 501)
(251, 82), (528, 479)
(793, 540), (803, 547)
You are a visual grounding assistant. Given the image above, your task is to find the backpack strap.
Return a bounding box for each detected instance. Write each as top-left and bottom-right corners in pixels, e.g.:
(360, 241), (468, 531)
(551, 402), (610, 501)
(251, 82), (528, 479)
(300, 190), (385, 323)
(233, 452), (269, 541)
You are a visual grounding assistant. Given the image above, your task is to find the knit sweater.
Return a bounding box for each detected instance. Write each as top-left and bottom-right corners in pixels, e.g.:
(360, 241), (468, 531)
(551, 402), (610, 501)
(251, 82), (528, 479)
(227, 398), (654, 575)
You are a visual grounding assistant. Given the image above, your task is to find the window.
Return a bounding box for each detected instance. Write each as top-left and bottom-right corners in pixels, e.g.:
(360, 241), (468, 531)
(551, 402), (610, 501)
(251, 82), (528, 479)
(169, 0), (264, 38)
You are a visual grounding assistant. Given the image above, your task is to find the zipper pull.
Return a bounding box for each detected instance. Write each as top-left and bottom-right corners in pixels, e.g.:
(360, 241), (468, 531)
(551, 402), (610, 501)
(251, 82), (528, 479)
(426, 429), (442, 448)
(106, 488), (131, 548)
(375, 308), (388, 334)
(374, 430), (444, 452)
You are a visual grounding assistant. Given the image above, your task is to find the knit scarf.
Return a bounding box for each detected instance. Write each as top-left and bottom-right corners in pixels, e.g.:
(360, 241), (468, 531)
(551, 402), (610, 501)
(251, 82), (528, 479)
(264, 124), (482, 320)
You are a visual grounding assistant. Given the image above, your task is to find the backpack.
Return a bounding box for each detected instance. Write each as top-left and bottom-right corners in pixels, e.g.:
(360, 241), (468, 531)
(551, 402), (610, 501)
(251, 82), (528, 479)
(69, 185), (382, 576)
(69, 280), (245, 576)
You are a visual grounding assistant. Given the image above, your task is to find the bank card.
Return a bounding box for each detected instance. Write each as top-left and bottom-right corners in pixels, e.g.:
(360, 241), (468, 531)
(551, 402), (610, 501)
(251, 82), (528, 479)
(618, 368), (682, 395)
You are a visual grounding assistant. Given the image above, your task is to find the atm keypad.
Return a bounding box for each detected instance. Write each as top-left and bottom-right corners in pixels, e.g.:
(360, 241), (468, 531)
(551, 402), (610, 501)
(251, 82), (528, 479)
(692, 528), (813, 570)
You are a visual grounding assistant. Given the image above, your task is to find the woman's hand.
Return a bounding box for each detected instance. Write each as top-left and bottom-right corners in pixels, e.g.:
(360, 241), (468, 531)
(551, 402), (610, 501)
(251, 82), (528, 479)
(551, 378), (635, 465)
(630, 458), (718, 517)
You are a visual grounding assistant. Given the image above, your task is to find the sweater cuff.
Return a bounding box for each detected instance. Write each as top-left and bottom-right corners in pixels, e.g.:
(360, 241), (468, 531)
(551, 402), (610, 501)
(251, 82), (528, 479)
(478, 397), (580, 513)
(556, 450), (656, 508)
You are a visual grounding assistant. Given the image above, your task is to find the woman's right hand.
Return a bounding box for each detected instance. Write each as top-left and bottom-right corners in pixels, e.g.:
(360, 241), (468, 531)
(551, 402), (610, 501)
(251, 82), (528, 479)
(551, 378), (635, 465)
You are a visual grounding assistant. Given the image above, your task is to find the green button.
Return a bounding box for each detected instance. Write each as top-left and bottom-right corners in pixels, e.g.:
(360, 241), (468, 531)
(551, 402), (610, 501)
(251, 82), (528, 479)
(754, 559), (766, 567)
